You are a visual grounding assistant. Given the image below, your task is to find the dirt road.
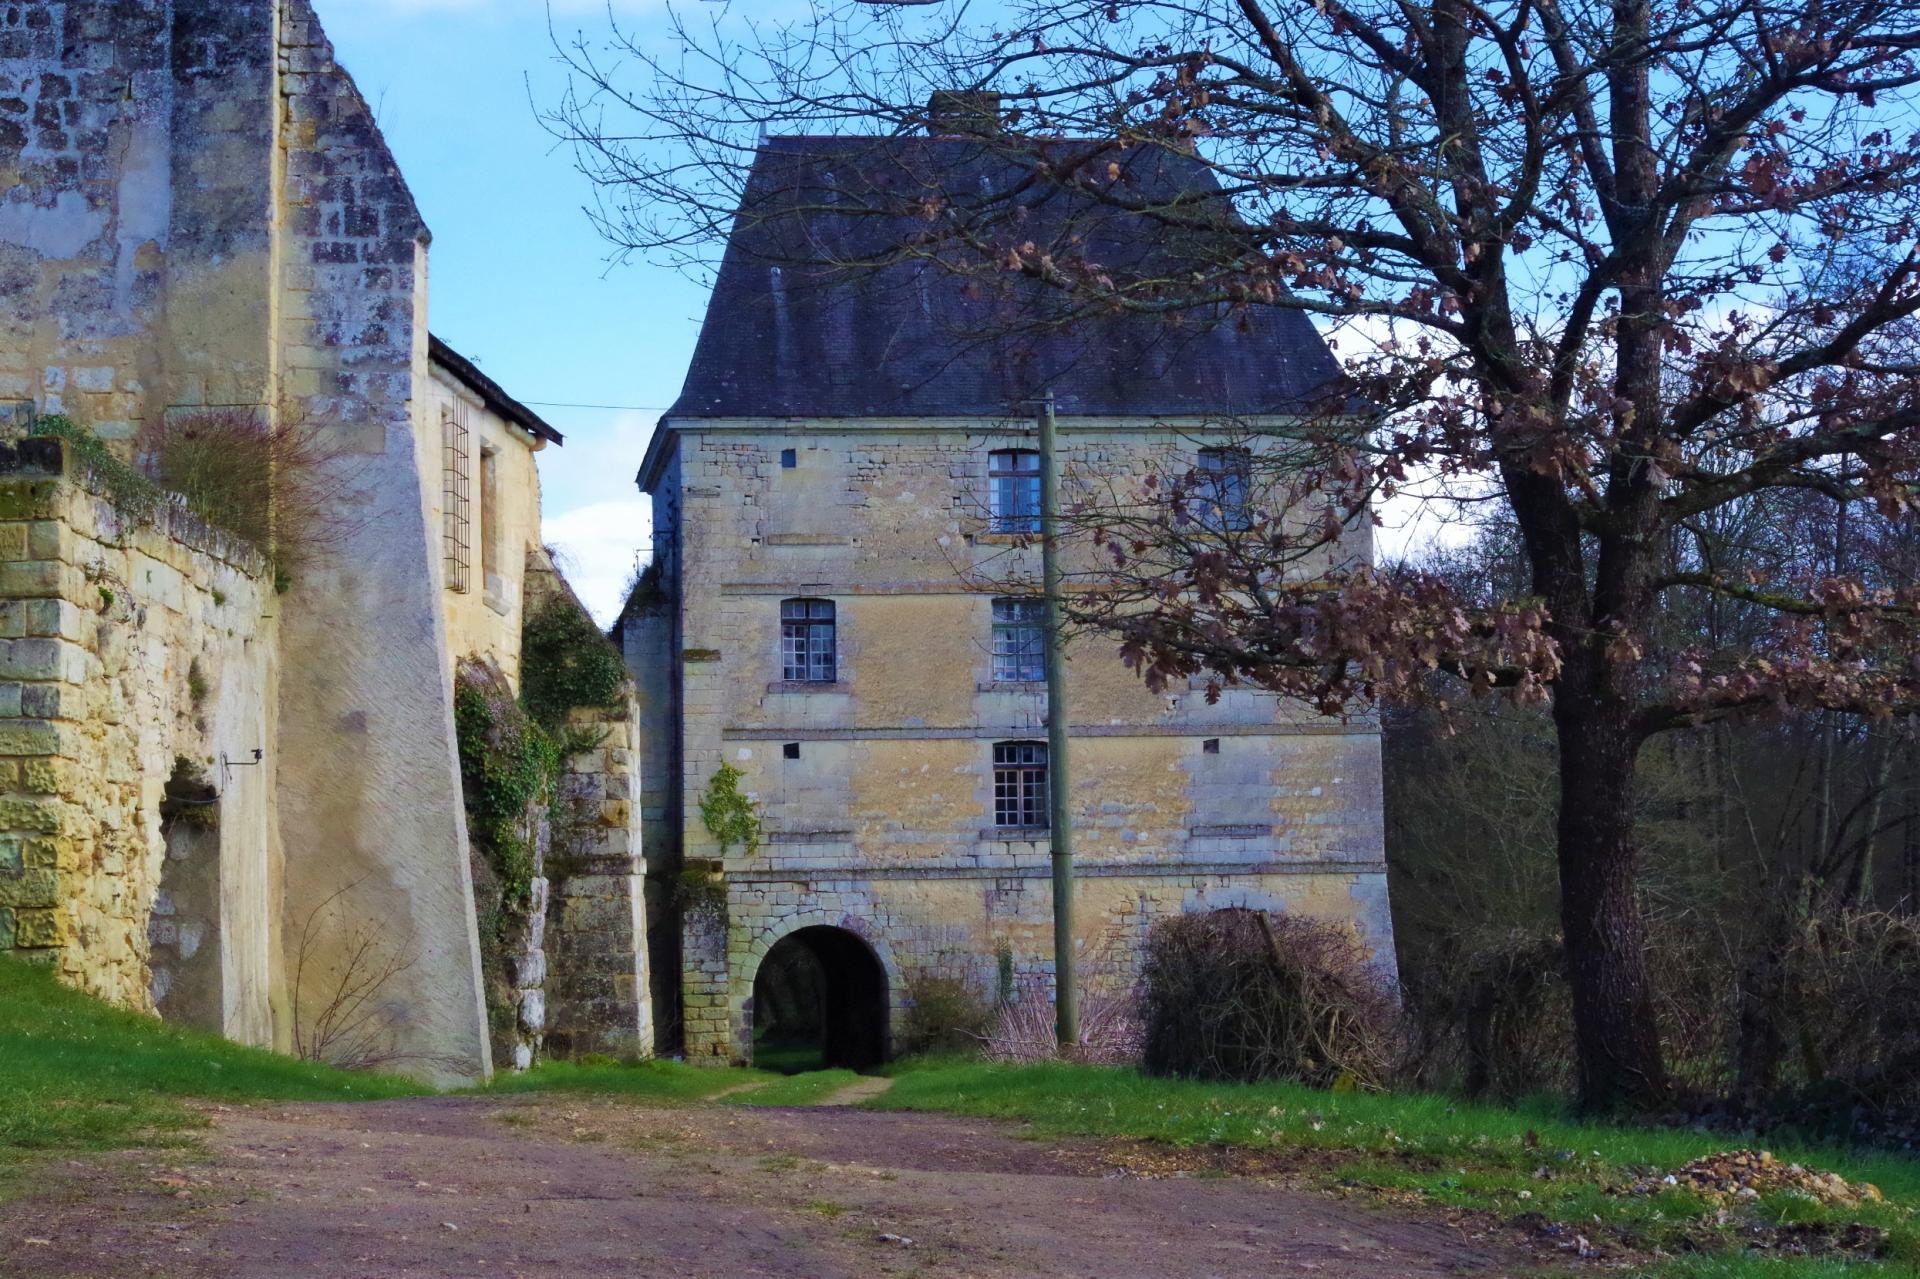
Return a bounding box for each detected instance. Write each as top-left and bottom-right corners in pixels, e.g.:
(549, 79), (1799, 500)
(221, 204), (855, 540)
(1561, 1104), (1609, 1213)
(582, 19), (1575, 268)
(0, 1092), (1548, 1278)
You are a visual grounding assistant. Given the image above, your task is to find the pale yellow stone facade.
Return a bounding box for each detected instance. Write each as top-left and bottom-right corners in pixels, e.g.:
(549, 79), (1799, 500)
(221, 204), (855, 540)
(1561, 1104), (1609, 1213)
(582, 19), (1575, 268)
(631, 418), (1393, 1064)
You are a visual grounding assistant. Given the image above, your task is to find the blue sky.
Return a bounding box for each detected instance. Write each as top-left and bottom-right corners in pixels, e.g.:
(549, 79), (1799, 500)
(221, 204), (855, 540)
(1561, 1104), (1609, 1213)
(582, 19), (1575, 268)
(320, 0), (699, 622)
(316, 0), (1450, 616)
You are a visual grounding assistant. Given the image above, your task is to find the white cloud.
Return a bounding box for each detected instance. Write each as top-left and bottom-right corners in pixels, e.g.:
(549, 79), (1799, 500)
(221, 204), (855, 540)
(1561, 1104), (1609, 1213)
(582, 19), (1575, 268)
(544, 499), (653, 626)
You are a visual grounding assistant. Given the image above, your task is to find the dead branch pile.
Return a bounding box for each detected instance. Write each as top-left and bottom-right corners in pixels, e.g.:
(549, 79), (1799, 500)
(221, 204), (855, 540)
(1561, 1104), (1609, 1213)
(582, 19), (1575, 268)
(1142, 909), (1403, 1089)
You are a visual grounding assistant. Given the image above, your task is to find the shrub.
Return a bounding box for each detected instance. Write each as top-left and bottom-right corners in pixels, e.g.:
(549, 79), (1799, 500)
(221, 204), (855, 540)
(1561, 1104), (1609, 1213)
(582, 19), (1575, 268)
(520, 595), (628, 731)
(1773, 910), (1920, 1120)
(1142, 909), (1403, 1090)
(135, 407), (353, 574)
(982, 978), (1143, 1066)
(1455, 932), (1574, 1100)
(898, 972), (991, 1056)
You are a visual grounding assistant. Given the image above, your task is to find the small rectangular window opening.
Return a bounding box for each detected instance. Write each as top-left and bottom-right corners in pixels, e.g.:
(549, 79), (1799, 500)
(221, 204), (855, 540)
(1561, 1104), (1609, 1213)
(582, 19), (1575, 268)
(780, 448), (797, 469)
(991, 598), (1047, 683)
(988, 449), (1043, 534)
(993, 741), (1049, 829)
(783, 742), (802, 760)
(441, 404), (472, 594)
(1197, 447), (1253, 532)
(1203, 738), (1222, 755)
(780, 598), (837, 683)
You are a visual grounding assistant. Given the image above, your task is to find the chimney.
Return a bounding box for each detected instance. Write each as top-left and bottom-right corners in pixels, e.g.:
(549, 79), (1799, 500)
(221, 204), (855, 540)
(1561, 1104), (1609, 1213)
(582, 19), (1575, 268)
(926, 90), (1003, 137)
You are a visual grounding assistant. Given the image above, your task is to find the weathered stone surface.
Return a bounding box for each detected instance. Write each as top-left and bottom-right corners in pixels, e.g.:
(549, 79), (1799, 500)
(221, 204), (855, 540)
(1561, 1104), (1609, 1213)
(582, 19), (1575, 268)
(632, 422), (1394, 1065)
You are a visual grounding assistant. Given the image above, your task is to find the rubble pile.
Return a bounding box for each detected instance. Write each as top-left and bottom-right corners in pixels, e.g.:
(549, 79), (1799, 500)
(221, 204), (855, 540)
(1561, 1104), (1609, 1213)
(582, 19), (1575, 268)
(1631, 1150), (1883, 1206)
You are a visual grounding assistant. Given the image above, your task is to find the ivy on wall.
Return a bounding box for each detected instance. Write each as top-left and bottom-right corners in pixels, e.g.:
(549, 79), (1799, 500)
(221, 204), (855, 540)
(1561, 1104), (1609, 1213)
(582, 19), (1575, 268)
(699, 762), (761, 857)
(520, 596), (628, 732)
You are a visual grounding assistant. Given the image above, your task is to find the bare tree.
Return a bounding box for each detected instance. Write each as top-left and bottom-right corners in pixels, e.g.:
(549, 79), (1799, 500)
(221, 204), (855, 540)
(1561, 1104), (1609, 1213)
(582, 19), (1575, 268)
(549, 0), (1920, 1109)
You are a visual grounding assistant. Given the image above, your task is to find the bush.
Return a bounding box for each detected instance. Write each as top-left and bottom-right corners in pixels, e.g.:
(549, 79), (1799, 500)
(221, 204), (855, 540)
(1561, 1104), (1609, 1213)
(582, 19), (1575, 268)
(1142, 909), (1403, 1089)
(135, 408), (351, 574)
(982, 978), (1143, 1066)
(898, 972), (991, 1056)
(1455, 932), (1574, 1100)
(1773, 910), (1920, 1120)
(520, 595), (628, 731)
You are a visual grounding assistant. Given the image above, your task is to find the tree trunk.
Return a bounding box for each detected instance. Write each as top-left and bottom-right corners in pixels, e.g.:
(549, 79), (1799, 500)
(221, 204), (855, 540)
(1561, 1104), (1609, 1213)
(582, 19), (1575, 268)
(1553, 700), (1670, 1110)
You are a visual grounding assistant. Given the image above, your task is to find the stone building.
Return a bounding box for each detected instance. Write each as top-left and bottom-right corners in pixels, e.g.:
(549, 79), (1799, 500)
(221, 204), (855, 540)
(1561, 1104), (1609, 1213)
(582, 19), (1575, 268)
(0, 0), (647, 1081)
(622, 136), (1395, 1066)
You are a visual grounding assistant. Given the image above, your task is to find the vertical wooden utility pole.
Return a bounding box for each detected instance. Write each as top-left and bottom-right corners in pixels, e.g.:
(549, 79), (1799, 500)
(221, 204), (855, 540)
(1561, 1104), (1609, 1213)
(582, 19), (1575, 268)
(1038, 392), (1079, 1049)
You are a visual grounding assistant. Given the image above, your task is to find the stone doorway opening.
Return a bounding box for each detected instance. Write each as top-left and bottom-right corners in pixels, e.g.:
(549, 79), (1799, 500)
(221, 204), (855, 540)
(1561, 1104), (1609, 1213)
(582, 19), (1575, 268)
(750, 926), (888, 1073)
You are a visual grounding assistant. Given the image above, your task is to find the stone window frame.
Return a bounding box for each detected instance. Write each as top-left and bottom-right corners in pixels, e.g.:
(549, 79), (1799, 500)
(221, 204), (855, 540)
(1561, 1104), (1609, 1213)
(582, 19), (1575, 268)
(779, 597), (838, 683)
(992, 740), (1049, 830)
(987, 449), (1042, 534)
(1195, 446), (1254, 532)
(990, 597), (1046, 684)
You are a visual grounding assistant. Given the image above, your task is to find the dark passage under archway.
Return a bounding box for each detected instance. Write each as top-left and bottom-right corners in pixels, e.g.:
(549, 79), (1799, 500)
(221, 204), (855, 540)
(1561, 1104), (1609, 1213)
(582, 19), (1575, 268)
(750, 926), (888, 1073)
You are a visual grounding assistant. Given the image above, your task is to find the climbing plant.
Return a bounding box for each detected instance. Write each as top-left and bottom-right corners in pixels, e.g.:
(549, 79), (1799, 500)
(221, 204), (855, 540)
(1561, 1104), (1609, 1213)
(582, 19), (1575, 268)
(454, 671), (561, 913)
(698, 762), (760, 857)
(520, 595), (627, 732)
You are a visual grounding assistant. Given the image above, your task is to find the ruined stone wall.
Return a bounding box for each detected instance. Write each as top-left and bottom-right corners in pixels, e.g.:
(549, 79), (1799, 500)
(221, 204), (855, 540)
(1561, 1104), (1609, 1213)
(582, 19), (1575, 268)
(0, 438), (276, 1043)
(643, 420), (1391, 1063)
(268, 0), (491, 1082)
(0, 0), (495, 1078)
(528, 549), (652, 1061)
(0, 0), (282, 435)
(545, 698), (653, 1059)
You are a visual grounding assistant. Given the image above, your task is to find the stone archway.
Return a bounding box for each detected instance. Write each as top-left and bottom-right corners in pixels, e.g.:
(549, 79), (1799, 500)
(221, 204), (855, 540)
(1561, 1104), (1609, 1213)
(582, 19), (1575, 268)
(749, 925), (889, 1072)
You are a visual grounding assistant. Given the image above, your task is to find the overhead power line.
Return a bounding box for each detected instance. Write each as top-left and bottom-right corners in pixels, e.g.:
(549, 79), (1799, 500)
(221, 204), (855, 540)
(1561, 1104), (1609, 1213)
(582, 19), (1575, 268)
(520, 400), (671, 413)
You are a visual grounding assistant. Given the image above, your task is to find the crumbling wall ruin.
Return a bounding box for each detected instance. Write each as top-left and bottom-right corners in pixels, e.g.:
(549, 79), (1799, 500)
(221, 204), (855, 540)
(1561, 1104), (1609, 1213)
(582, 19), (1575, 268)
(0, 437), (276, 1044)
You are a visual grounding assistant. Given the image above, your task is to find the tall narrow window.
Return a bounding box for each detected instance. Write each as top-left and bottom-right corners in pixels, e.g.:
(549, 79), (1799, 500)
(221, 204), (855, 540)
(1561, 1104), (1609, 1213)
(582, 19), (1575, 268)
(991, 598), (1046, 683)
(1197, 447), (1253, 531)
(780, 598), (837, 683)
(441, 403), (472, 594)
(479, 445), (502, 586)
(993, 741), (1049, 829)
(988, 449), (1042, 533)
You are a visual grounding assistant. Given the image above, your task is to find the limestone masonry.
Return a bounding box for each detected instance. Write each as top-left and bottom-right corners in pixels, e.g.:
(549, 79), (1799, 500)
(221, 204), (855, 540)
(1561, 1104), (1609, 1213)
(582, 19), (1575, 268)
(0, 0), (647, 1081)
(619, 137), (1396, 1066)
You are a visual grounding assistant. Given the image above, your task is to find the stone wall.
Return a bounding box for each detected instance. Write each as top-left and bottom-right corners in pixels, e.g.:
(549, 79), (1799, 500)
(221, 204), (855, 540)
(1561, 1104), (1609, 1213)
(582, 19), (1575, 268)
(640, 418), (1393, 1065)
(529, 549), (652, 1061)
(269, 0), (491, 1082)
(0, 437), (276, 1044)
(544, 699), (653, 1059)
(1, 0), (493, 1079)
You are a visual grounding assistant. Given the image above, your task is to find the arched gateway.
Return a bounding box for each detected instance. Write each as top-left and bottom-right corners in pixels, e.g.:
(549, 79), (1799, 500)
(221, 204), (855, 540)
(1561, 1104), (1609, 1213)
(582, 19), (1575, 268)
(749, 925), (889, 1072)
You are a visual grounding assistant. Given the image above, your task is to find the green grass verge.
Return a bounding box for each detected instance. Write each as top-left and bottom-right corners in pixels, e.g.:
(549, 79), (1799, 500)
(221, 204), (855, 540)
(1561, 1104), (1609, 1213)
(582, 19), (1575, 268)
(0, 957), (421, 1194)
(876, 1060), (1920, 1276)
(478, 1057), (783, 1101)
(729, 1069), (863, 1107)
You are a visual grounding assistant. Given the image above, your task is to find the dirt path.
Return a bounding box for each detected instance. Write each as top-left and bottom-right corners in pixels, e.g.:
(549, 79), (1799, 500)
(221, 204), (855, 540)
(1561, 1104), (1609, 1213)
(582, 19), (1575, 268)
(0, 1094), (1553, 1278)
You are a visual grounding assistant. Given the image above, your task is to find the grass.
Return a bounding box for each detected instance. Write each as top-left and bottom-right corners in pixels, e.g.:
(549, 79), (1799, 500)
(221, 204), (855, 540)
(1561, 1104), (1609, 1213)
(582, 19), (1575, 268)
(9, 957), (1914, 1279)
(730, 1068), (863, 1107)
(0, 958), (422, 1195)
(477, 1056), (781, 1101)
(876, 1059), (1920, 1277)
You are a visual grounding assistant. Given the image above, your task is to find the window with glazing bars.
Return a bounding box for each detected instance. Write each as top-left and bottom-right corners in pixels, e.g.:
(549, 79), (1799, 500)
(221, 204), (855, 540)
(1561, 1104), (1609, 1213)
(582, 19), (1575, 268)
(780, 598), (837, 682)
(442, 403), (472, 593)
(991, 598), (1046, 683)
(1197, 447), (1253, 531)
(988, 449), (1042, 533)
(993, 741), (1049, 828)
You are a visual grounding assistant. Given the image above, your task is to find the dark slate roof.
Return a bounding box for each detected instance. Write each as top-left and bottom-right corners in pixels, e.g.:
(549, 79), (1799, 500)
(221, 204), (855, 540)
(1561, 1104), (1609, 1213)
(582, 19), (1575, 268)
(666, 136), (1346, 422)
(429, 336), (564, 446)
